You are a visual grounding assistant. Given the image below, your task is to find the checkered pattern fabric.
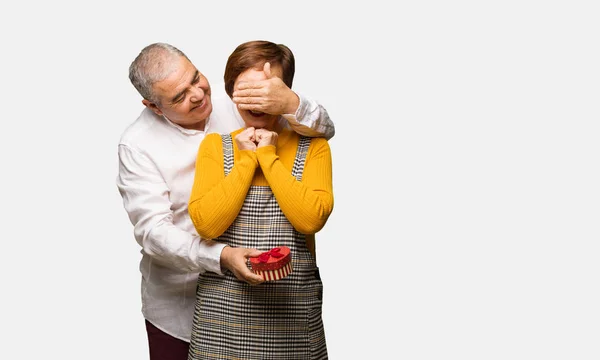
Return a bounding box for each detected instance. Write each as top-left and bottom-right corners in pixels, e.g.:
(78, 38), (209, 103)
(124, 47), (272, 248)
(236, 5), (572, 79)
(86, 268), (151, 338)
(188, 134), (327, 360)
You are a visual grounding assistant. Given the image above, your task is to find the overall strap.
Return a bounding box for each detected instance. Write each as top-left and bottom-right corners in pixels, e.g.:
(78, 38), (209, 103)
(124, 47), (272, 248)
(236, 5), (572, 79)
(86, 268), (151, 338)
(222, 134), (234, 176)
(291, 136), (312, 181)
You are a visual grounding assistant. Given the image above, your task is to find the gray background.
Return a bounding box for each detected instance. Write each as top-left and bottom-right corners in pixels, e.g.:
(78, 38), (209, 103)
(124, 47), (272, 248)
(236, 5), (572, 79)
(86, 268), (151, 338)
(1, 1), (598, 359)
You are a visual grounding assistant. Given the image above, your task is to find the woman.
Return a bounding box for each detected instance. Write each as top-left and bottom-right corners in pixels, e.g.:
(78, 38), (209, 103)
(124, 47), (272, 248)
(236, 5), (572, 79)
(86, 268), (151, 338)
(187, 40), (334, 359)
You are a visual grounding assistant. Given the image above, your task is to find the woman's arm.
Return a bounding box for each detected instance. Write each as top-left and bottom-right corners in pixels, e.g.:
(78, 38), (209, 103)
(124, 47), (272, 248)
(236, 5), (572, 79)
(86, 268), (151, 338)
(188, 133), (258, 239)
(256, 138), (334, 234)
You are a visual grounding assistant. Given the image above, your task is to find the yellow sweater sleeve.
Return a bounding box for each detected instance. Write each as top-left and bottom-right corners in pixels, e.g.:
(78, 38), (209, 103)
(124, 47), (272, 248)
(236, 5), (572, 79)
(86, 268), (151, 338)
(256, 137), (334, 234)
(188, 133), (258, 239)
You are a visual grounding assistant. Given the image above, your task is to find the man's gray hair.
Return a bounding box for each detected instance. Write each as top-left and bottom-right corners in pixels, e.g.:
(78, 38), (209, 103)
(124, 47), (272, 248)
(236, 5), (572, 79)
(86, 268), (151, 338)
(129, 43), (188, 105)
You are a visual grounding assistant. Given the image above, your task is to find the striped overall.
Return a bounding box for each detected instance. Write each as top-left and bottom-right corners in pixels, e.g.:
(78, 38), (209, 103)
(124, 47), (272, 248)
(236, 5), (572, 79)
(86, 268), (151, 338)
(188, 134), (328, 360)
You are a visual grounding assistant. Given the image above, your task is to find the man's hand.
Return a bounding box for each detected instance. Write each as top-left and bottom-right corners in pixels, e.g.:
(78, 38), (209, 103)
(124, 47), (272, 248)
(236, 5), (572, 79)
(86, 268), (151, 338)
(232, 62), (300, 115)
(220, 246), (265, 285)
(255, 129), (278, 149)
(235, 127), (257, 151)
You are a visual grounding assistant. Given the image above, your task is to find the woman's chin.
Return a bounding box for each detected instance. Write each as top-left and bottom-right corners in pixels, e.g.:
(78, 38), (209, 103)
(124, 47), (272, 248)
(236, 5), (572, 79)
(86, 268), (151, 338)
(244, 116), (277, 130)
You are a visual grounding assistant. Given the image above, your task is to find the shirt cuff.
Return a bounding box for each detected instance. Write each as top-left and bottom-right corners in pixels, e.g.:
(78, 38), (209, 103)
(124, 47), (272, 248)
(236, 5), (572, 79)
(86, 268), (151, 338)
(197, 238), (228, 275)
(281, 92), (308, 123)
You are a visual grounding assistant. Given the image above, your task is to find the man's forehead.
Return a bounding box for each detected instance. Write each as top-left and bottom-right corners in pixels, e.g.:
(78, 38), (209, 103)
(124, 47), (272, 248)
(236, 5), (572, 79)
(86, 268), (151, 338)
(153, 59), (198, 96)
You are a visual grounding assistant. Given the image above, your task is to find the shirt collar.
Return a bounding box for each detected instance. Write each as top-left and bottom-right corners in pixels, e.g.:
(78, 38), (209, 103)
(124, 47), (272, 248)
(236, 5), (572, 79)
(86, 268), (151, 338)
(161, 115), (211, 135)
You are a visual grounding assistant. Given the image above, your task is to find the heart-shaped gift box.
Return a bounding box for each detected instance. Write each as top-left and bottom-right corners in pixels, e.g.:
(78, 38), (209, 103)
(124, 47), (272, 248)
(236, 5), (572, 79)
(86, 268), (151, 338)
(249, 246), (292, 281)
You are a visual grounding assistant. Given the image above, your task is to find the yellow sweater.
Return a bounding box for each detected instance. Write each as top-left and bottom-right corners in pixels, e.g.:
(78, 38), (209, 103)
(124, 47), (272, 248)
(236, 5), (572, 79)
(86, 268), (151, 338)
(189, 128), (334, 256)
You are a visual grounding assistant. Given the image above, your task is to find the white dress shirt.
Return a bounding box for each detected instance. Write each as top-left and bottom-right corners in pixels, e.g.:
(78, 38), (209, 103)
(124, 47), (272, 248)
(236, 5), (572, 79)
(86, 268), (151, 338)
(116, 92), (334, 342)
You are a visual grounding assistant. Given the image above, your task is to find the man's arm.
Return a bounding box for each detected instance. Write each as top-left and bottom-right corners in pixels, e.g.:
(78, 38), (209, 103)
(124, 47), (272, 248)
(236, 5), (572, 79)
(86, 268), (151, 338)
(280, 93), (335, 140)
(116, 144), (226, 273)
(232, 62), (335, 140)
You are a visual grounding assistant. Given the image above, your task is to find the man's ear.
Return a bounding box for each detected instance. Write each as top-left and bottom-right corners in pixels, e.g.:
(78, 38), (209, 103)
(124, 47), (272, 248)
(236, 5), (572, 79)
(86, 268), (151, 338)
(142, 99), (163, 116)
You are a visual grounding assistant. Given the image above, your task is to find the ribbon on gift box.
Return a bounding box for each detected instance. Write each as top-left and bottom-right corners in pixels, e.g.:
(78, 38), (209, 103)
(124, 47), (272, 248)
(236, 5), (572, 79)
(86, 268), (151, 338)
(258, 247), (285, 263)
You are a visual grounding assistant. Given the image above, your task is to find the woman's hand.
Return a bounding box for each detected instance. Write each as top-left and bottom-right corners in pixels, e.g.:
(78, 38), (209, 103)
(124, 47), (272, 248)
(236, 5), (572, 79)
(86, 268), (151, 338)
(255, 129), (278, 149)
(235, 127), (257, 151)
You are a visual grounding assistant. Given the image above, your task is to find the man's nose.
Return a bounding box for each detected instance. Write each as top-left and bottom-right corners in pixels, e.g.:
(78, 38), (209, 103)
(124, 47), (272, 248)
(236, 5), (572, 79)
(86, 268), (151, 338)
(190, 86), (206, 103)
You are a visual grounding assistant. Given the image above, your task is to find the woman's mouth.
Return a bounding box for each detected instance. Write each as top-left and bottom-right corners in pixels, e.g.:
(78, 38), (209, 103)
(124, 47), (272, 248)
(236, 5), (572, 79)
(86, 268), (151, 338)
(249, 110), (266, 117)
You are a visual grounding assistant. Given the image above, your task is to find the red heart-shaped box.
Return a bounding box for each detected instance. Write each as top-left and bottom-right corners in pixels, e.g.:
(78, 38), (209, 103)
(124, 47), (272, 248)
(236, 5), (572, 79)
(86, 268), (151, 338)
(249, 246), (292, 281)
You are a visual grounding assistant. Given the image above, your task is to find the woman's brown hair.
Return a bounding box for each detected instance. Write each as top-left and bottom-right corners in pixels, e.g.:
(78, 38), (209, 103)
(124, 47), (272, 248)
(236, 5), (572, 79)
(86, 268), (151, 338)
(224, 40), (295, 98)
